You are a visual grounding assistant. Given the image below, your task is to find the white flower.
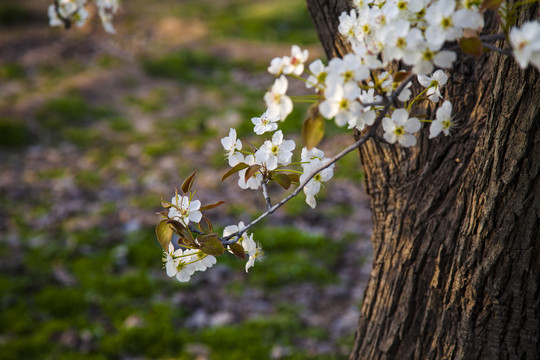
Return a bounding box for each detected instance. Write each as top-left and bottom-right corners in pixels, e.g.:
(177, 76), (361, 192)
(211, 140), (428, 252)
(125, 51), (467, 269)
(245, 242), (264, 272)
(238, 155), (263, 190)
(326, 53), (369, 86)
(264, 76), (293, 120)
(164, 244), (197, 282)
(306, 59), (328, 89)
(191, 251), (217, 272)
(223, 222), (261, 272)
(48, 0), (89, 28)
(425, 0), (463, 48)
(251, 109), (280, 135)
(510, 21), (540, 69)
(268, 57), (286, 75)
(255, 130), (296, 170)
(283, 45), (309, 76)
(301, 147), (326, 169)
(221, 128), (244, 167)
(319, 83), (364, 127)
(168, 194), (202, 226)
(417, 70), (448, 103)
(338, 9), (360, 43)
(382, 109), (421, 147)
(95, 0), (119, 33)
(430, 100), (455, 138)
(300, 161), (334, 209)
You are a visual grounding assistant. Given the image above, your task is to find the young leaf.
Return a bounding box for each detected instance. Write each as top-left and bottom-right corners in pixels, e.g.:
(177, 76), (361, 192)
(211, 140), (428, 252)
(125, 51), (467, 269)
(156, 220), (173, 252)
(222, 163), (249, 181)
(199, 216), (213, 234)
(200, 201), (226, 211)
(181, 170), (197, 194)
(302, 106), (325, 150)
(160, 193), (172, 208)
(460, 36), (483, 57)
(273, 173), (291, 189)
(197, 234), (225, 256)
(245, 165), (262, 183)
(166, 219), (186, 234)
(229, 242), (246, 260)
(394, 71), (412, 84)
(288, 173), (300, 184)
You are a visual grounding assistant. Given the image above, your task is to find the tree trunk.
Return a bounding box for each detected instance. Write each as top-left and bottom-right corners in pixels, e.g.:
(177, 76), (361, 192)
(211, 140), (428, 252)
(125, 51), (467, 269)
(306, 1), (540, 359)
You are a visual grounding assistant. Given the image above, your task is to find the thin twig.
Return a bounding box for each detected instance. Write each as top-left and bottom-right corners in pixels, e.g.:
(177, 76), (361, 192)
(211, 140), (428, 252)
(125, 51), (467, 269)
(482, 42), (512, 56)
(261, 180), (272, 210)
(221, 74), (415, 246)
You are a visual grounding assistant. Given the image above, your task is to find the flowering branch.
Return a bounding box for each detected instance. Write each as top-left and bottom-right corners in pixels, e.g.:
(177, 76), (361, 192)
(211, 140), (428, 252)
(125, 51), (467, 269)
(221, 74), (415, 245)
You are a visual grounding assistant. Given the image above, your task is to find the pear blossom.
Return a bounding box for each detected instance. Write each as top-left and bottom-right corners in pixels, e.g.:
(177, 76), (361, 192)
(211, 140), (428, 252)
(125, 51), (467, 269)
(48, 0), (88, 28)
(244, 241), (264, 272)
(163, 244), (197, 282)
(417, 70), (448, 103)
(238, 155), (263, 190)
(301, 147), (326, 169)
(221, 128), (244, 167)
(510, 21), (540, 69)
(424, 0), (463, 48)
(168, 194), (202, 226)
(251, 109), (280, 135)
(300, 161), (335, 209)
(306, 59), (328, 89)
(319, 83), (363, 127)
(430, 100), (455, 138)
(255, 130), (295, 170)
(95, 0), (119, 33)
(382, 109), (421, 147)
(326, 53), (369, 86)
(191, 251), (217, 272)
(268, 57), (286, 75)
(283, 45), (309, 76)
(264, 76), (293, 120)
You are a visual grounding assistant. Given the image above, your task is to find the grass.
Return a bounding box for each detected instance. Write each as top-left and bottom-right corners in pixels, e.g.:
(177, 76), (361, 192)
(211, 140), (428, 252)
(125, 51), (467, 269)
(0, 117), (33, 148)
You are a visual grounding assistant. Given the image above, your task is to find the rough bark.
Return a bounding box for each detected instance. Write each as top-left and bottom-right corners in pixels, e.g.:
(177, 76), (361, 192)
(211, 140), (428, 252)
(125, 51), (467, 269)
(306, 1), (540, 359)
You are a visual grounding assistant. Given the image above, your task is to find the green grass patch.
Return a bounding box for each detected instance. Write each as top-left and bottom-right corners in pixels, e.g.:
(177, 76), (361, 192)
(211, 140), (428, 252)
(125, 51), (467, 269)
(0, 117), (33, 148)
(36, 94), (114, 131)
(0, 63), (26, 80)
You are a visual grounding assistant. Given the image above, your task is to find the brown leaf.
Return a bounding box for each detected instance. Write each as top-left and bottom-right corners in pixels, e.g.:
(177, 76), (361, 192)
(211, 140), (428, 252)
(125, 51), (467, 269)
(200, 201), (226, 211)
(181, 170), (197, 194)
(393, 71), (412, 83)
(229, 242), (246, 260)
(245, 165), (262, 183)
(160, 193), (172, 208)
(302, 105), (325, 150)
(222, 163), (249, 181)
(288, 173), (300, 184)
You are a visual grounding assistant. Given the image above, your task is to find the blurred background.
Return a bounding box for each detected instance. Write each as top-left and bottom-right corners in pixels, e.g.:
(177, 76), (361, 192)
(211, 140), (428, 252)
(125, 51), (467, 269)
(0, 0), (373, 358)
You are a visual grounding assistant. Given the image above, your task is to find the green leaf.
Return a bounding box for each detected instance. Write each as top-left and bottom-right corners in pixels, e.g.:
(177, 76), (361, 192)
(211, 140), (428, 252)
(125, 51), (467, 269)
(222, 163), (249, 181)
(200, 200), (226, 211)
(273, 173), (291, 189)
(229, 242), (246, 260)
(197, 234), (225, 256)
(156, 220), (173, 251)
(480, 0), (504, 10)
(460, 36), (483, 57)
(302, 106), (325, 150)
(245, 165), (262, 183)
(181, 170), (197, 194)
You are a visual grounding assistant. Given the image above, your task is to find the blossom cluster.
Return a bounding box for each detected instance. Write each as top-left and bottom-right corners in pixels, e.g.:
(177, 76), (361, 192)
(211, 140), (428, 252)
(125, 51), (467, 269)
(48, 0), (119, 33)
